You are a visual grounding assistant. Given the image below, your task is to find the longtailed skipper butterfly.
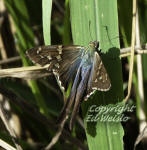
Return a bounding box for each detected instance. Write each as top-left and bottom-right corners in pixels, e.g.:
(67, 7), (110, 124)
(26, 41), (111, 129)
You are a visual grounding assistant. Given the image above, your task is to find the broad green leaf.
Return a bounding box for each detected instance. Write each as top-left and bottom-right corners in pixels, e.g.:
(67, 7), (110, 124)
(70, 0), (124, 150)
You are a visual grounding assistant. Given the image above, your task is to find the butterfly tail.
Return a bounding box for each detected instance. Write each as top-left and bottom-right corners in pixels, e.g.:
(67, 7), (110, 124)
(57, 65), (82, 124)
(69, 65), (91, 130)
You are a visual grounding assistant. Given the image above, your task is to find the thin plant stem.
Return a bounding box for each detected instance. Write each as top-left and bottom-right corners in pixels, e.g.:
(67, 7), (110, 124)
(124, 0), (137, 102)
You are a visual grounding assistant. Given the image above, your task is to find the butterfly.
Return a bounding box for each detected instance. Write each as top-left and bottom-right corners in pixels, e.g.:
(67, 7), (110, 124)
(26, 41), (111, 129)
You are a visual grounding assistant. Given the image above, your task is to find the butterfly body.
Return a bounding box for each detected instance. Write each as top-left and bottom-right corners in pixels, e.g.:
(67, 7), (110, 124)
(26, 41), (111, 129)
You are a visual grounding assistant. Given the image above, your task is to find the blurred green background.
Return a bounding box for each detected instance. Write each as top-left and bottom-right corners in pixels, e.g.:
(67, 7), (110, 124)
(0, 0), (147, 150)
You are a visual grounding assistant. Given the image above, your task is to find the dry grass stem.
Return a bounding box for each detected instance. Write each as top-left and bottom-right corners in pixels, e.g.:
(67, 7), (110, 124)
(0, 139), (17, 150)
(124, 0), (137, 102)
(0, 103), (23, 150)
(135, 6), (146, 132)
(0, 66), (51, 79)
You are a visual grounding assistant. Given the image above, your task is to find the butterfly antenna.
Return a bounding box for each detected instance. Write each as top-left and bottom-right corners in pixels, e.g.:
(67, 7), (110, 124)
(111, 35), (123, 41)
(103, 25), (121, 45)
(103, 25), (114, 46)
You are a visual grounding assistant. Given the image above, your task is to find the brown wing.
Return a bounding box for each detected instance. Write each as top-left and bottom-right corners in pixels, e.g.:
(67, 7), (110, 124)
(26, 45), (83, 91)
(85, 52), (111, 100)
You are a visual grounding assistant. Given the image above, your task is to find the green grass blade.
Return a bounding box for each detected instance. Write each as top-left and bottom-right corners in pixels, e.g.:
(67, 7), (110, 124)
(70, 0), (124, 150)
(4, 0), (34, 65)
(63, 0), (71, 45)
(42, 0), (52, 45)
(5, 0), (48, 115)
(138, 0), (147, 81)
(118, 0), (132, 47)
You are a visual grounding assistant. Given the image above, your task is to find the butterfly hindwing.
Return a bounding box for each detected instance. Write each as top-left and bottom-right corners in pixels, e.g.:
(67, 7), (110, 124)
(85, 52), (111, 100)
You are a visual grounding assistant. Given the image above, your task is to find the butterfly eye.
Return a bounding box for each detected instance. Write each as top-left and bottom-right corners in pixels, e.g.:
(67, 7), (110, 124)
(94, 41), (99, 49)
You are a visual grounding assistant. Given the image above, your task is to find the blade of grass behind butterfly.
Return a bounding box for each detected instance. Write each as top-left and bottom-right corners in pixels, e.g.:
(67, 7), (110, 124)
(63, 0), (71, 45)
(4, 0), (48, 115)
(139, 0), (147, 82)
(137, 1), (147, 116)
(43, 0), (52, 45)
(70, 0), (124, 150)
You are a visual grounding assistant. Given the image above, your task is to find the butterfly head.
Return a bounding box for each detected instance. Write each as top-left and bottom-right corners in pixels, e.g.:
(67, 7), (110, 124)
(88, 41), (99, 51)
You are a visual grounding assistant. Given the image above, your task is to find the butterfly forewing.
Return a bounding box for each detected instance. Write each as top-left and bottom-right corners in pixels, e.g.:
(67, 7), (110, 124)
(27, 43), (111, 97)
(26, 45), (83, 91)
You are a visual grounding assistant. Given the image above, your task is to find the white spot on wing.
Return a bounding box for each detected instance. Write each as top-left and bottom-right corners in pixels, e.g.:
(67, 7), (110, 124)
(99, 76), (102, 80)
(40, 55), (44, 58)
(55, 63), (60, 68)
(57, 45), (62, 54)
(84, 90), (96, 101)
(47, 55), (52, 60)
(53, 71), (65, 92)
(97, 71), (100, 76)
(95, 79), (98, 82)
(84, 84), (111, 101)
(98, 61), (103, 69)
(105, 74), (108, 81)
(37, 47), (42, 54)
(56, 55), (62, 61)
